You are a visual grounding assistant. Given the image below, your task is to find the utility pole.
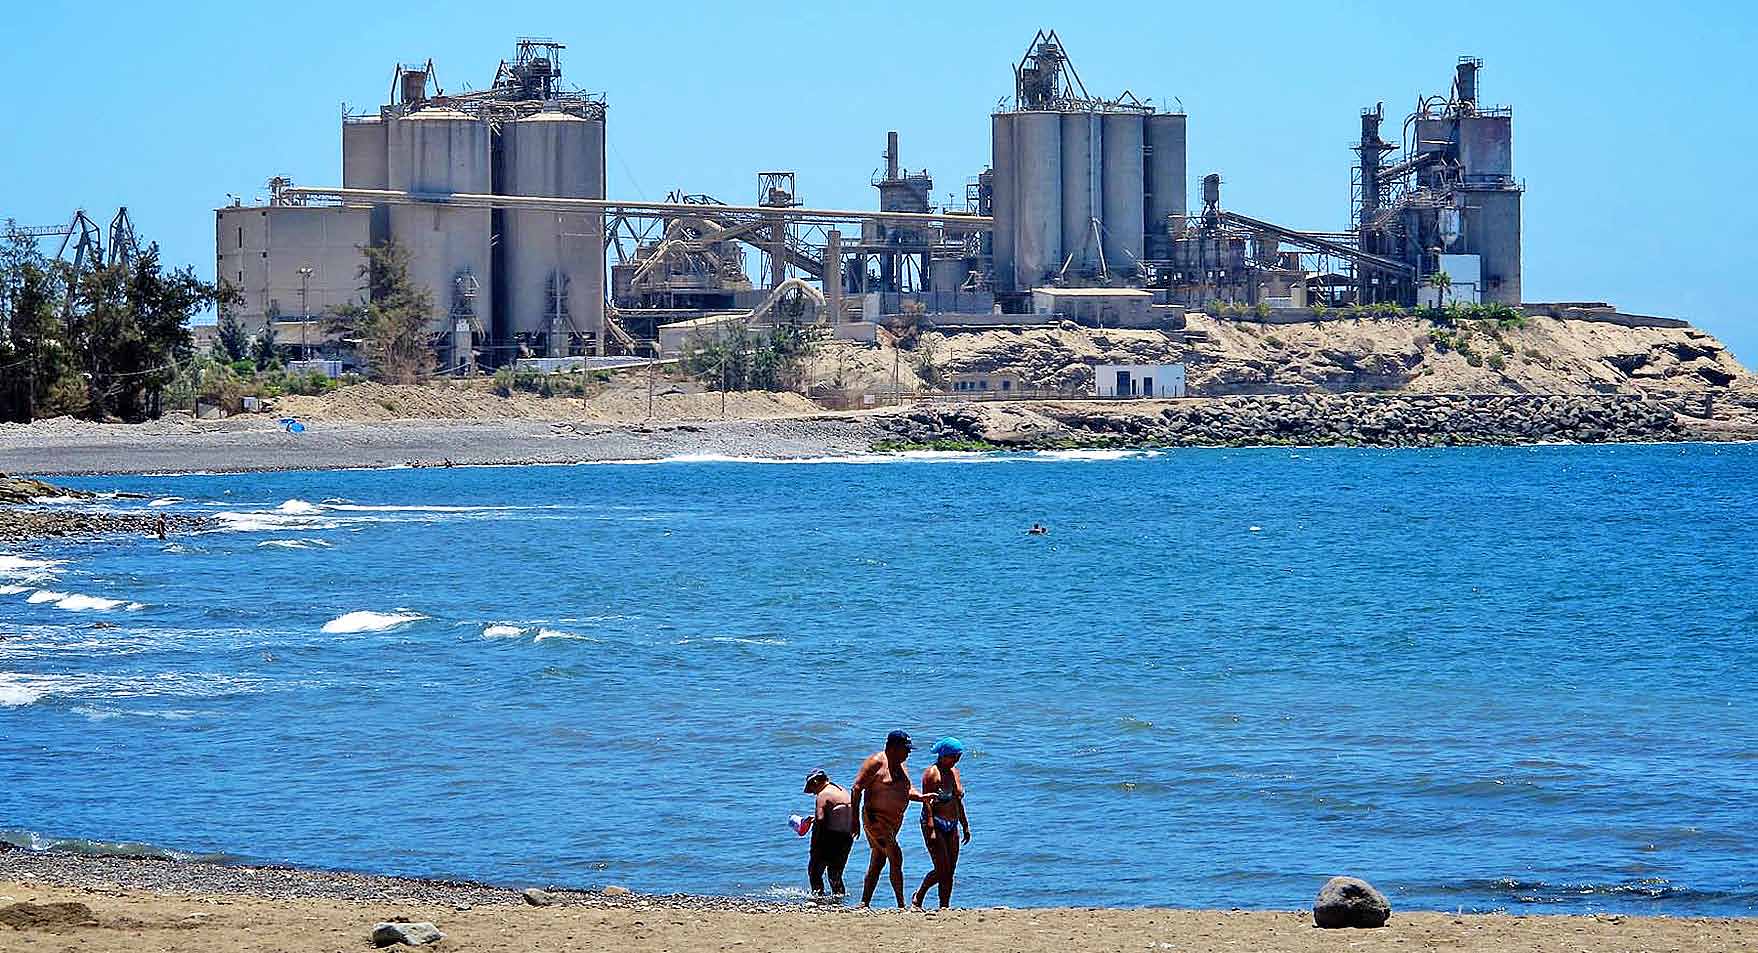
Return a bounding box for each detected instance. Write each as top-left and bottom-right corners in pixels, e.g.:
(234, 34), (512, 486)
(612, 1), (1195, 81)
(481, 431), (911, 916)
(296, 266), (314, 361)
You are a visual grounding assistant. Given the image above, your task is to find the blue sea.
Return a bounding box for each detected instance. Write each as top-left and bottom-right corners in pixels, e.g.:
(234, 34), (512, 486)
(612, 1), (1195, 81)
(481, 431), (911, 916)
(3, 444), (1756, 914)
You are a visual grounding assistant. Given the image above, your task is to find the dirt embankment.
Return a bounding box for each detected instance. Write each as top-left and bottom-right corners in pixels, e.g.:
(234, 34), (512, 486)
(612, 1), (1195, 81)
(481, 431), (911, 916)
(271, 380), (823, 423)
(810, 314), (1755, 399)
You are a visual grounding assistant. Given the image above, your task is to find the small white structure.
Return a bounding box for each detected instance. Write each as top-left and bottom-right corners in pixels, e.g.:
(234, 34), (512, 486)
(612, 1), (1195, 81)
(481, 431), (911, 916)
(1418, 253), (1484, 307)
(1094, 363), (1186, 398)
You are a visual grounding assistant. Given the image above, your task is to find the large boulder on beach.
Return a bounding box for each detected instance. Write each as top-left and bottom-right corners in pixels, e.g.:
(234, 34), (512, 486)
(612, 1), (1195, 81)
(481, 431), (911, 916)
(1313, 876), (1391, 928)
(522, 887), (554, 906)
(371, 921), (445, 946)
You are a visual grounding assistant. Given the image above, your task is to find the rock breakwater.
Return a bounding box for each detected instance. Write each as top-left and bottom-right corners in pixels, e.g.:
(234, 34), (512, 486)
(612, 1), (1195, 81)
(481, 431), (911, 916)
(877, 393), (1699, 450)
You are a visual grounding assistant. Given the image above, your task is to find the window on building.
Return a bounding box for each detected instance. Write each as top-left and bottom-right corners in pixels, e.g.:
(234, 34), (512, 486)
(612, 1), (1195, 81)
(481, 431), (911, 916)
(1002, 380), (1012, 391)
(979, 380), (988, 390)
(237, 226), (243, 249)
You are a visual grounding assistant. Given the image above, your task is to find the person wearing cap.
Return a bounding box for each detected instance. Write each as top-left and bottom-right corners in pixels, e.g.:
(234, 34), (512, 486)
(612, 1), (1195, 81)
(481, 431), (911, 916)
(911, 737), (971, 909)
(850, 729), (929, 908)
(802, 768), (854, 895)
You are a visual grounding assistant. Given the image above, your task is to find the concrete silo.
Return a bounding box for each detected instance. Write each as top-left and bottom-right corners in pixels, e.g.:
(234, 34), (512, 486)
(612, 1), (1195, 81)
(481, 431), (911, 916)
(1099, 113), (1145, 274)
(1144, 113), (1187, 259)
(1059, 112), (1102, 278)
(341, 116), (390, 243)
(502, 110), (606, 356)
(990, 114), (1017, 292)
(1009, 111), (1063, 291)
(386, 107), (492, 368)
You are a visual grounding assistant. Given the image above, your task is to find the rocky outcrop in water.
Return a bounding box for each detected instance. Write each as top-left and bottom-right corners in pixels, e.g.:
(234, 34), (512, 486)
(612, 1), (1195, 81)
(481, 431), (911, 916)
(877, 393), (1705, 450)
(0, 475), (93, 504)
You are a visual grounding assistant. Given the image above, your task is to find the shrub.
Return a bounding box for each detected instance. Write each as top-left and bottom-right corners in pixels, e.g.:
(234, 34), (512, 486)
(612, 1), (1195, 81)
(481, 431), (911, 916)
(1486, 353), (1506, 370)
(1264, 335), (1285, 348)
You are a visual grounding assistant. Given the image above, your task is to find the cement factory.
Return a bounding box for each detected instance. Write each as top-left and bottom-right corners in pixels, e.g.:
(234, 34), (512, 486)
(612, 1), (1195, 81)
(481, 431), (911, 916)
(218, 32), (1524, 372)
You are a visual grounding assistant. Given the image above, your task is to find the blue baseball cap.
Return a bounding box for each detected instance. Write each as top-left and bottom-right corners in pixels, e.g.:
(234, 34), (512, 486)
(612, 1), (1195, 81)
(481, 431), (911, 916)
(886, 730), (914, 750)
(930, 737), (965, 758)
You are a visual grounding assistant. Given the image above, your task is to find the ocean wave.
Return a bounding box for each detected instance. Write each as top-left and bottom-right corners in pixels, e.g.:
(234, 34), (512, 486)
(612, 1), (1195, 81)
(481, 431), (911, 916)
(147, 497), (183, 507)
(23, 590), (129, 611)
(1430, 876), (1758, 907)
(482, 624), (526, 638)
(211, 511), (340, 533)
(322, 610), (426, 634)
(0, 584), (31, 595)
(276, 499), (323, 515)
(0, 554), (64, 583)
(0, 828), (234, 863)
(676, 636), (788, 646)
(534, 628), (591, 641)
(257, 538), (334, 549)
(1025, 448), (1164, 462)
(0, 671), (263, 707)
(324, 503), (522, 513)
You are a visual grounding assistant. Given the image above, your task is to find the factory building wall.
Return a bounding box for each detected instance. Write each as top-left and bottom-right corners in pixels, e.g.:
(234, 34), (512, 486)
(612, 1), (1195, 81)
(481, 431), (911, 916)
(1461, 189), (1522, 305)
(215, 205), (369, 333)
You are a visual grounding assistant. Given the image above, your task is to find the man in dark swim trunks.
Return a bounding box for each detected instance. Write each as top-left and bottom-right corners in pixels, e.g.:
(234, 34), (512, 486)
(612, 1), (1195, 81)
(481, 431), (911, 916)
(803, 768), (854, 895)
(849, 729), (925, 908)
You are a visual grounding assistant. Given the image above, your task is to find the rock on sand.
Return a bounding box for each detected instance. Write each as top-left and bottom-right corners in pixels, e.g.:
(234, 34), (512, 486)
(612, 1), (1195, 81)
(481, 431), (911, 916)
(1313, 876), (1391, 929)
(522, 887), (554, 906)
(372, 921), (445, 946)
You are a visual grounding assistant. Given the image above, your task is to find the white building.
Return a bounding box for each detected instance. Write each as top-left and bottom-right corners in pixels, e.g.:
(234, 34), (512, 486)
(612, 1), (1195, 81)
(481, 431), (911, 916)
(1094, 363), (1186, 398)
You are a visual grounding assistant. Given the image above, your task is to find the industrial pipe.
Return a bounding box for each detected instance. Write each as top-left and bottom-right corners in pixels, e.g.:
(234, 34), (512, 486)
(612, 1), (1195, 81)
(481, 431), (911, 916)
(279, 186), (993, 232)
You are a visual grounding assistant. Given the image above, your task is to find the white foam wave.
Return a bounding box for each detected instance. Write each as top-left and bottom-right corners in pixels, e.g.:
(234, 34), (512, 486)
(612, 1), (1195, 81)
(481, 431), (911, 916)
(325, 503), (518, 513)
(482, 624), (526, 638)
(0, 555), (63, 583)
(147, 497), (183, 507)
(1025, 448), (1163, 461)
(0, 584), (30, 595)
(23, 590), (128, 611)
(257, 538), (334, 550)
(29, 495), (89, 504)
(322, 610), (426, 634)
(212, 511), (339, 533)
(25, 590), (65, 604)
(534, 628), (591, 641)
(0, 671), (265, 707)
(276, 499), (322, 515)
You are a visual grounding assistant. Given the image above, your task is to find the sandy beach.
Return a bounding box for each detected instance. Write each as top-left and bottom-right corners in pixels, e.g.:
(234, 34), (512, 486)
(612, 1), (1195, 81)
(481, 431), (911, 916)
(0, 852), (1752, 953)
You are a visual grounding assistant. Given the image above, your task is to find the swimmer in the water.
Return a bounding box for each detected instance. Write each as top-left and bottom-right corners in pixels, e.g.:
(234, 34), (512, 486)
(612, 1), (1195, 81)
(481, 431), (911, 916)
(1028, 523), (1048, 535)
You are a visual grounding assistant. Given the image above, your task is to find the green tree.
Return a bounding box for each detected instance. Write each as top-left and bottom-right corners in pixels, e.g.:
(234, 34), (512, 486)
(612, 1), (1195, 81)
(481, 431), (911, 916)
(1, 228), (78, 421)
(332, 239), (434, 384)
(252, 322), (280, 371)
(67, 247), (226, 421)
(213, 313), (250, 362)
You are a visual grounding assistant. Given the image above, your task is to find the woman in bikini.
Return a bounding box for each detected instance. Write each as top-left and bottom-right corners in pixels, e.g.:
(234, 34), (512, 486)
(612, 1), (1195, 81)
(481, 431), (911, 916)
(911, 737), (971, 909)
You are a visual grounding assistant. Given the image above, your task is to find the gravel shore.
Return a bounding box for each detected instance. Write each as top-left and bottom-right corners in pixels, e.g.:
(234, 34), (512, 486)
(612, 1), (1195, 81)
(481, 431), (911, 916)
(1, 850), (1753, 953)
(0, 413), (890, 477)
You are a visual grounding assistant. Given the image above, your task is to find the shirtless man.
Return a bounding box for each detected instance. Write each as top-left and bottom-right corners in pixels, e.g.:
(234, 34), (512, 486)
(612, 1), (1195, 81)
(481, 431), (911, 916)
(802, 768), (854, 895)
(849, 730), (926, 908)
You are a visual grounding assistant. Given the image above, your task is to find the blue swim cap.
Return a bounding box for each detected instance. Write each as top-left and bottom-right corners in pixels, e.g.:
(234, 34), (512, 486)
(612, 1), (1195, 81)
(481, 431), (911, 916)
(930, 737), (965, 758)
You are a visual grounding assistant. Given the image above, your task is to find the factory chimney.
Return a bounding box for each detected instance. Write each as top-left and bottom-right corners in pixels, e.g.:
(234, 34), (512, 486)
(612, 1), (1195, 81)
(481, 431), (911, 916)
(886, 131), (900, 180)
(1454, 57), (1481, 111)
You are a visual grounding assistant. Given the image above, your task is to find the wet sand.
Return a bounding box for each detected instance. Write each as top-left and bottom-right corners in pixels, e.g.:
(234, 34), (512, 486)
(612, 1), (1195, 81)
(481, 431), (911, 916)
(0, 853), (1752, 953)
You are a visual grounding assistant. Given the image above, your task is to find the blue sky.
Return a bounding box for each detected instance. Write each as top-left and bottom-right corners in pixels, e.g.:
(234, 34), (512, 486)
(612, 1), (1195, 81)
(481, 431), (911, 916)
(3, 0), (1754, 360)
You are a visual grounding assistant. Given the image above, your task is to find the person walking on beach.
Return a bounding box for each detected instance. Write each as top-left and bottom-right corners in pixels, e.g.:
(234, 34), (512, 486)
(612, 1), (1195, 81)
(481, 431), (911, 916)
(850, 730), (925, 908)
(911, 737), (971, 909)
(802, 768), (855, 896)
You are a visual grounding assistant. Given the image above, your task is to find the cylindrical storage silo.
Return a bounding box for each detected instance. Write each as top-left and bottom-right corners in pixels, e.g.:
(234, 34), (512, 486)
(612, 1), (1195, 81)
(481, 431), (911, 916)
(343, 116), (391, 245)
(990, 114), (1016, 291)
(387, 109), (493, 337)
(503, 111), (606, 354)
(1012, 111), (1062, 291)
(1060, 112), (1101, 278)
(1144, 113), (1187, 260)
(1100, 113), (1145, 274)
(343, 118), (389, 189)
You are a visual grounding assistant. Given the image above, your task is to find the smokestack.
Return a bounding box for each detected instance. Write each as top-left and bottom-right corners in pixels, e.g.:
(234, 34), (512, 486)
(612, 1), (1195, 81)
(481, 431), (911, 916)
(1455, 57), (1479, 109)
(885, 131), (899, 180)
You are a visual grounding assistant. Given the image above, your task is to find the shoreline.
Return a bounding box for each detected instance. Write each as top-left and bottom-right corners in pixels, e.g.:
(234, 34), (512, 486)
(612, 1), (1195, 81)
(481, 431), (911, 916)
(2, 849), (1754, 952)
(1, 392), (1755, 478)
